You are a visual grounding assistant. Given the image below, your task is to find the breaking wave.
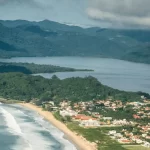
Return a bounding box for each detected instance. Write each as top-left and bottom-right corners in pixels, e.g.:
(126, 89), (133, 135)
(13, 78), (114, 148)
(0, 107), (22, 134)
(33, 115), (77, 150)
(0, 105), (77, 150)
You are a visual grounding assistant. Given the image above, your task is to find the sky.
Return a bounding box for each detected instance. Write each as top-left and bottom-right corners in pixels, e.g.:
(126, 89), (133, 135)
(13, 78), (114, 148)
(0, 0), (150, 28)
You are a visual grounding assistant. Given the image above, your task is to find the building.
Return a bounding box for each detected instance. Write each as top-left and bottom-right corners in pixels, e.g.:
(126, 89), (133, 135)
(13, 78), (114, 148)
(60, 110), (77, 117)
(143, 142), (150, 148)
(108, 130), (116, 135)
(118, 139), (131, 144)
(80, 119), (100, 127)
(103, 117), (112, 120)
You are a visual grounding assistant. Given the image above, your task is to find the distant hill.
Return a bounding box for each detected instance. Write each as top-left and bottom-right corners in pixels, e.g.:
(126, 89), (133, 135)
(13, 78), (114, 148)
(0, 20), (150, 64)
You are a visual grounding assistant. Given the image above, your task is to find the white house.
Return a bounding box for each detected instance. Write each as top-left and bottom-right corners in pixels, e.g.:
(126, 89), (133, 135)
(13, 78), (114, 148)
(113, 119), (129, 125)
(60, 110), (77, 117)
(135, 139), (143, 144)
(79, 119), (100, 127)
(103, 117), (112, 120)
(143, 142), (150, 148)
(113, 133), (123, 138)
(108, 130), (117, 135)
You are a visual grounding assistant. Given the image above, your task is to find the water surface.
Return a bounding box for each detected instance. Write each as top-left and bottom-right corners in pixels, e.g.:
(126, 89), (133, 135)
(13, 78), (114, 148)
(0, 57), (150, 93)
(0, 103), (77, 150)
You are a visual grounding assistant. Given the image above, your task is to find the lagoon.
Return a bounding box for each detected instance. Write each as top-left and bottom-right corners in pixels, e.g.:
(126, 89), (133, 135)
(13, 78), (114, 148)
(0, 57), (150, 94)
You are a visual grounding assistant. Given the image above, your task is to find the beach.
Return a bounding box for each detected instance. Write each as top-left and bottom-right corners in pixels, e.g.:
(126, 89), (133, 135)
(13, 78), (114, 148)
(20, 103), (96, 150)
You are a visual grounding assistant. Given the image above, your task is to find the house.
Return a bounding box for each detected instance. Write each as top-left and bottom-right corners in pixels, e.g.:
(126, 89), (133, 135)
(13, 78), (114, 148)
(143, 142), (150, 148)
(73, 114), (87, 120)
(60, 110), (77, 117)
(135, 139), (143, 144)
(48, 101), (55, 106)
(133, 114), (141, 119)
(142, 134), (147, 138)
(132, 136), (143, 144)
(60, 101), (70, 108)
(118, 139), (131, 144)
(92, 112), (101, 118)
(141, 126), (150, 132)
(51, 107), (58, 111)
(113, 133), (123, 138)
(108, 130), (116, 135)
(112, 119), (129, 125)
(146, 136), (150, 139)
(79, 119), (100, 127)
(73, 114), (95, 121)
(103, 117), (112, 120)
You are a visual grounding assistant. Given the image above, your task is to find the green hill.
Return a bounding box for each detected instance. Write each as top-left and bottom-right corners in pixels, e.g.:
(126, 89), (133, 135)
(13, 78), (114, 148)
(0, 73), (147, 102)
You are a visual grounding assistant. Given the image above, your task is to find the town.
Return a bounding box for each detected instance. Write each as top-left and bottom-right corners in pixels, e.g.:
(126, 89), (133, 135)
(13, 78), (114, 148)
(31, 95), (150, 149)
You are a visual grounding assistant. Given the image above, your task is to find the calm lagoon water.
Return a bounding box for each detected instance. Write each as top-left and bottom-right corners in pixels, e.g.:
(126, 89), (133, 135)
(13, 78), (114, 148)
(0, 56), (150, 93)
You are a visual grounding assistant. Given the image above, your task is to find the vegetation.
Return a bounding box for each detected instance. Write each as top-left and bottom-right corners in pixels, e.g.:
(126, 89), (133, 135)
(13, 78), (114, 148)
(0, 98), (22, 104)
(53, 111), (71, 123)
(0, 20), (150, 64)
(123, 145), (150, 150)
(67, 122), (126, 150)
(0, 62), (92, 74)
(53, 111), (64, 122)
(98, 106), (135, 120)
(0, 72), (148, 103)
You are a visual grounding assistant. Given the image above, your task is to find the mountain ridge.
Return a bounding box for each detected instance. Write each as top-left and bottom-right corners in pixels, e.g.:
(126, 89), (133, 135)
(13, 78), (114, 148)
(0, 20), (150, 64)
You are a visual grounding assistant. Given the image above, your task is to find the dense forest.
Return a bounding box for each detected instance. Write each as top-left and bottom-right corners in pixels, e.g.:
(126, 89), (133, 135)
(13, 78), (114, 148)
(0, 20), (150, 64)
(0, 62), (91, 74)
(0, 73), (148, 103)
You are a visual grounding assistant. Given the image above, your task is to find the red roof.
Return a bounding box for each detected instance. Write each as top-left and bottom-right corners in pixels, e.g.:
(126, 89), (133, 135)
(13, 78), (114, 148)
(74, 114), (96, 120)
(133, 114), (141, 119)
(120, 140), (131, 143)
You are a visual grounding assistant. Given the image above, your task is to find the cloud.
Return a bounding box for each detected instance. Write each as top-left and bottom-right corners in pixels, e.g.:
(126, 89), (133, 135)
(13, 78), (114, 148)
(0, 0), (98, 27)
(1, 0), (149, 28)
(87, 0), (150, 27)
(0, 0), (43, 8)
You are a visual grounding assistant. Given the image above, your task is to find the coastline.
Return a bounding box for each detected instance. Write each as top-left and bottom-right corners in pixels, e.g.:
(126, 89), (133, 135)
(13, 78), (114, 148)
(20, 103), (96, 150)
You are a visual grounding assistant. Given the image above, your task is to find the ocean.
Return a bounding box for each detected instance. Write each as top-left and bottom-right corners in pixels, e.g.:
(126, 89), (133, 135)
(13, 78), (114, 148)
(0, 103), (77, 150)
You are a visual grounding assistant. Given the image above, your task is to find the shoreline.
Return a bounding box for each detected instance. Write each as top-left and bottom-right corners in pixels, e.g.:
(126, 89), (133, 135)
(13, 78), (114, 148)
(20, 103), (96, 150)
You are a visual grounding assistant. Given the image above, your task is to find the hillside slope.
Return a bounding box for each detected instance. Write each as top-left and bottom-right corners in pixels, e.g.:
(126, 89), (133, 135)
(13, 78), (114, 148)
(0, 20), (150, 63)
(0, 73), (146, 101)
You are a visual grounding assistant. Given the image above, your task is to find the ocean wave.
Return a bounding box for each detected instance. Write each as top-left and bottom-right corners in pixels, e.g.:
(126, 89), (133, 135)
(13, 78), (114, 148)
(16, 109), (28, 117)
(0, 107), (33, 150)
(33, 115), (77, 150)
(50, 128), (77, 150)
(0, 107), (22, 134)
(0, 105), (77, 150)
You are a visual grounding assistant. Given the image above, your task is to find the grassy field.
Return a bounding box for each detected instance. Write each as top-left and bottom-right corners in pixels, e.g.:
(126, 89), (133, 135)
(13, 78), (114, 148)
(53, 114), (150, 150)
(67, 122), (127, 150)
(123, 145), (150, 150)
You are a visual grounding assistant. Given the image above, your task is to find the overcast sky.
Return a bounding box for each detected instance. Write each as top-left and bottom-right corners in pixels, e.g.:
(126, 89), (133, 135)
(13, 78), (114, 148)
(0, 0), (150, 28)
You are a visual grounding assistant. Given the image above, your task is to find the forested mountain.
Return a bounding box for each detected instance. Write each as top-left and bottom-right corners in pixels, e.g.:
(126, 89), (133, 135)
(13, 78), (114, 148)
(0, 73), (147, 102)
(0, 20), (150, 63)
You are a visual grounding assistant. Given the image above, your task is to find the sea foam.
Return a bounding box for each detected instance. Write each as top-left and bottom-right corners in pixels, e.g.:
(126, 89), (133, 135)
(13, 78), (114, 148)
(0, 105), (77, 150)
(33, 114), (77, 150)
(0, 107), (22, 134)
(50, 128), (77, 150)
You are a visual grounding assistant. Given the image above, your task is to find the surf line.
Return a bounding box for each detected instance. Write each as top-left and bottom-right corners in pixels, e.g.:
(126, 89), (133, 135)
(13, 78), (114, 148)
(0, 107), (22, 134)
